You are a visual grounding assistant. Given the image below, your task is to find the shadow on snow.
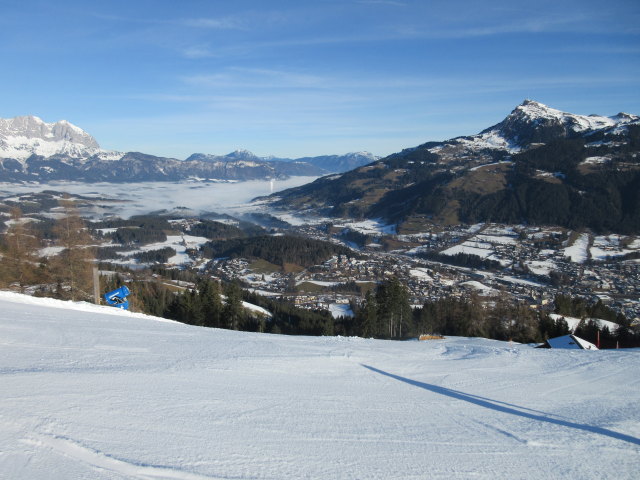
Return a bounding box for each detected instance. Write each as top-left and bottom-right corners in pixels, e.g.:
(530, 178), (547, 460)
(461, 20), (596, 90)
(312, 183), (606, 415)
(361, 364), (640, 447)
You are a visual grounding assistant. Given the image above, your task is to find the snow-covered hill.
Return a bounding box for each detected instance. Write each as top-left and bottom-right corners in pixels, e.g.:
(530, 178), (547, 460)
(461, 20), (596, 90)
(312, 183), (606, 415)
(1, 291), (639, 479)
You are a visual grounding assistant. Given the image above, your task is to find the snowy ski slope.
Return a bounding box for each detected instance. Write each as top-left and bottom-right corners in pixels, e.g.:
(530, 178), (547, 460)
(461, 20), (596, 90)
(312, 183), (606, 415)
(1, 291), (639, 479)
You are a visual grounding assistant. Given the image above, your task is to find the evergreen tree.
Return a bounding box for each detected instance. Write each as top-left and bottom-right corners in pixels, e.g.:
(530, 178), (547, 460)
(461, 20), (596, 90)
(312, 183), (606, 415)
(357, 290), (378, 337)
(508, 302), (541, 343)
(322, 317), (335, 336)
(223, 280), (243, 330)
(374, 278), (411, 338)
(417, 301), (440, 335)
(200, 279), (222, 328)
(168, 289), (198, 324)
(188, 289), (205, 326)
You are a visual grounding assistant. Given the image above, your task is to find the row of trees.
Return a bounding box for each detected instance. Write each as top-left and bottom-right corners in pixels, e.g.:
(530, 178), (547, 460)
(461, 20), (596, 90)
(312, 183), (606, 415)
(119, 273), (637, 348)
(0, 198), (95, 301)
(353, 282), (544, 343)
(351, 280), (639, 347)
(417, 251), (502, 271)
(117, 276), (336, 336)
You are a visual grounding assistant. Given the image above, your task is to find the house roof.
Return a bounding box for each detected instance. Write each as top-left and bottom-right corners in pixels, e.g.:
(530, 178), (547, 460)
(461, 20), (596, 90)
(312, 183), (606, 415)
(546, 334), (598, 350)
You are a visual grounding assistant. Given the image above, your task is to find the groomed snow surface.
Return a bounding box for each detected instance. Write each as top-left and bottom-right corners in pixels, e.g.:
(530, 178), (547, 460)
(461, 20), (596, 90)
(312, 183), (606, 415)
(1, 291), (639, 479)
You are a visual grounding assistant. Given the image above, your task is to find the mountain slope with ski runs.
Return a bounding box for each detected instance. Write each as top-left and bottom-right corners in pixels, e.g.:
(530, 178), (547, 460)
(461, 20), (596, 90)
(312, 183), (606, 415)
(0, 116), (376, 182)
(1, 290), (639, 479)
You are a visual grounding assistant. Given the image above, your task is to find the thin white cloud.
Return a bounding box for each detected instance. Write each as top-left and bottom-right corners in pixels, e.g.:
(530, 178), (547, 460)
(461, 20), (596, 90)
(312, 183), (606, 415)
(179, 66), (638, 93)
(356, 0), (407, 6)
(182, 45), (218, 59)
(91, 12), (243, 30)
(181, 17), (244, 30)
(177, 16), (636, 62)
(553, 45), (640, 55)
(181, 67), (328, 89)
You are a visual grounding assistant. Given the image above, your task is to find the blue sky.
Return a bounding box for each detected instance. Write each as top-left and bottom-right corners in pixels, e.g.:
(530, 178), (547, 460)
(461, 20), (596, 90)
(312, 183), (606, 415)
(1, 0), (639, 158)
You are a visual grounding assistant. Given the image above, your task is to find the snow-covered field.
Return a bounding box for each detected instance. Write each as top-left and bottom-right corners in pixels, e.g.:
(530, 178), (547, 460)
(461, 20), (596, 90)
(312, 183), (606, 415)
(333, 219), (397, 235)
(563, 233), (590, 263)
(114, 234), (210, 267)
(1, 291), (639, 479)
(590, 235), (635, 261)
(441, 241), (494, 258)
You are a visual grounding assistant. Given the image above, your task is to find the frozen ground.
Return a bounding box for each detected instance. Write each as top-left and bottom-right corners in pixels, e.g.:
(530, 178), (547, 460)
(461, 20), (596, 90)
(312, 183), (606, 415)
(1, 291), (639, 479)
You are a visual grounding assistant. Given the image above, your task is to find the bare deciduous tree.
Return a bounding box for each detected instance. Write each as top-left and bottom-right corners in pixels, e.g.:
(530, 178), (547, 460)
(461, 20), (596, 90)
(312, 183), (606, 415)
(50, 196), (96, 301)
(0, 208), (42, 291)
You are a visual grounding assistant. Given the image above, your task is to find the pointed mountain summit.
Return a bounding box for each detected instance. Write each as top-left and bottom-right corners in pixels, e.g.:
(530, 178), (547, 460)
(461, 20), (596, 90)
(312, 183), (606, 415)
(0, 115), (100, 160)
(482, 99), (638, 147)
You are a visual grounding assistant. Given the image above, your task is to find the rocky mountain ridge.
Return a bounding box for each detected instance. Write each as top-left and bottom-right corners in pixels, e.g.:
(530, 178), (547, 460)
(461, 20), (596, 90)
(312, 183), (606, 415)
(0, 116), (100, 161)
(185, 150), (378, 173)
(0, 116), (376, 182)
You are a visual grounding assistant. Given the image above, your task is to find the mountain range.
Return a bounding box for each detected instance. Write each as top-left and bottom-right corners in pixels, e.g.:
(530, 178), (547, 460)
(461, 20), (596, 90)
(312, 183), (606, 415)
(0, 116), (377, 182)
(263, 100), (640, 234)
(3, 101), (639, 233)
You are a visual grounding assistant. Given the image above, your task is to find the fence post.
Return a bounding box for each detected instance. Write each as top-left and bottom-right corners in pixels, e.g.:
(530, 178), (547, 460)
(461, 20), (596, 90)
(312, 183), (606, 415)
(93, 266), (100, 305)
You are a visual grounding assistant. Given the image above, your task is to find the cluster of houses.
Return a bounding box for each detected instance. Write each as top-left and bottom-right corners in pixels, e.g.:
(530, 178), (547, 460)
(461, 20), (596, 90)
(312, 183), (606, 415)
(198, 221), (639, 327)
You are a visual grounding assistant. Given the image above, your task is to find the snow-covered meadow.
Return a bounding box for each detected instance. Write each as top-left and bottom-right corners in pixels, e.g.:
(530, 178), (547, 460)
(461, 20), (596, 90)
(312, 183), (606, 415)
(1, 291), (639, 479)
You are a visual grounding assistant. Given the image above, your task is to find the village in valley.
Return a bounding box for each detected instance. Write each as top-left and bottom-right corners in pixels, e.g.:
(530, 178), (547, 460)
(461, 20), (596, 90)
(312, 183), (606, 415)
(199, 219), (640, 323)
(1, 186), (639, 343)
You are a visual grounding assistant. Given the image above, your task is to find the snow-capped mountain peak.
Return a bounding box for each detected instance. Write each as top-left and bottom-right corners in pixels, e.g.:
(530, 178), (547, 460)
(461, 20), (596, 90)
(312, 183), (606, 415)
(481, 99), (639, 147)
(226, 149), (261, 161)
(512, 99), (615, 130)
(346, 151), (377, 160)
(0, 115), (100, 161)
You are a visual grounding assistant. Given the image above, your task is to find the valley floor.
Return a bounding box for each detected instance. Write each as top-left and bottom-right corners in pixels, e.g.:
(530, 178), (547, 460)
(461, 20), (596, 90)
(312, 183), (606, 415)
(1, 291), (639, 479)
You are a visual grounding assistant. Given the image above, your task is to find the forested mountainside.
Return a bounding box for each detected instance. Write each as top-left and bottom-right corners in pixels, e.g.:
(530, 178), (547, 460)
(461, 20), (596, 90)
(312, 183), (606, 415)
(265, 101), (640, 234)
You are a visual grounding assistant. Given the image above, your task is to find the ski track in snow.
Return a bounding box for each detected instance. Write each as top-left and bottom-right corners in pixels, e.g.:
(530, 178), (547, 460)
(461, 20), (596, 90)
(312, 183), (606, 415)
(23, 435), (222, 480)
(1, 291), (640, 479)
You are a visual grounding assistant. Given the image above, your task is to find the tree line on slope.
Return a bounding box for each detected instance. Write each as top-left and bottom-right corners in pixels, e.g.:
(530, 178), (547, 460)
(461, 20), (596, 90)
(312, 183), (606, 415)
(111, 275), (336, 336)
(116, 273), (639, 348)
(339, 135), (640, 234)
(458, 138), (640, 233)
